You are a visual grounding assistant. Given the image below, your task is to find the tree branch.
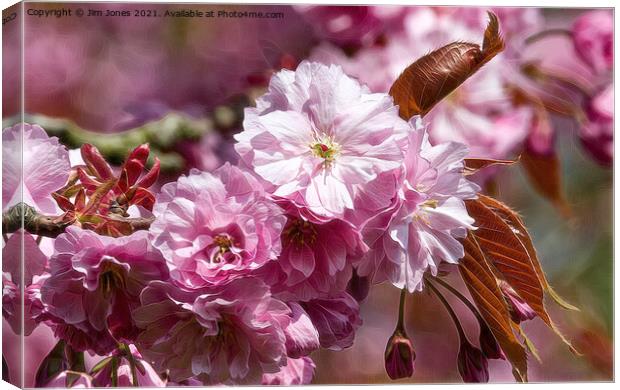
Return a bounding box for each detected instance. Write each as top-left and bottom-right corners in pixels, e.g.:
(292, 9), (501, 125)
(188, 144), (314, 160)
(2, 203), (154, 238)
(3, 113), (214, 173)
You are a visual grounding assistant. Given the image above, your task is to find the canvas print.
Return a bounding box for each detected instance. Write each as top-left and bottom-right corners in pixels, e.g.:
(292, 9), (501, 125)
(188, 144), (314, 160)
(1, 1), (614, 387)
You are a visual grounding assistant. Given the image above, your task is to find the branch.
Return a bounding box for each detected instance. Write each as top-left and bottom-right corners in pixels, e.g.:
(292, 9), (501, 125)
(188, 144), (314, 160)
(2, 203), (154, 238)
(3, 113), (214, 173)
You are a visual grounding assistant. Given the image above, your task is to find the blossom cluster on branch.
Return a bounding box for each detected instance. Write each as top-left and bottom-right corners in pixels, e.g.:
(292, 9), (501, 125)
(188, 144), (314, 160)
(1, 10), (585, 387)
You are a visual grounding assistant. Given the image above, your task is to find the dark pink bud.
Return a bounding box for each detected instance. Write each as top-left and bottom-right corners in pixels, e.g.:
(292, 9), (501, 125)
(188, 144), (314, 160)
(478, 322), (505, 360)
(127, 144), (150, 166)
(81, 144), (113, 180)
(500, 282), (537, 323)
(384, 329), (415, 380)
(457, 340), (489, 383)
(136, 157), (160, 189)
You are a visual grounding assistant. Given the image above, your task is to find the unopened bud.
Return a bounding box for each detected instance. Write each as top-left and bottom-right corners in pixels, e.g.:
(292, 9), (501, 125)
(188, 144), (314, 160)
(384, 329), (415, 380)
(457, 340), (489, 383)
(500, 282), (537, 323)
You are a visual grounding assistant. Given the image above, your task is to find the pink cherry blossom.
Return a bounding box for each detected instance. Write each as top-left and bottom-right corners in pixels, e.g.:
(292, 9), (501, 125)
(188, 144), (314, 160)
(150, 163), (286, 288)
(234, 61), (409, 221)
(260, 208), (368, 301)
(2, 123), (70, 213)
(573, 10), (613, 75)
(580, 84), (613, 166)
(358, 118), (479, 292)
(2, 231), (49, 336)
(311, 9), (533, 163)
(261, 357), (315, 385)
(40, 227), (169, 355)
(300, 291), (362, 351)
(132, 278), (290, 385)
(282, 302), (320, 358)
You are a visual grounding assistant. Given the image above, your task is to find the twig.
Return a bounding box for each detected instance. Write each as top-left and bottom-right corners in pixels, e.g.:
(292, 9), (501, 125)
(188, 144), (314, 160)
(2, 203), (154, 238)
(3, 113), (214, 173)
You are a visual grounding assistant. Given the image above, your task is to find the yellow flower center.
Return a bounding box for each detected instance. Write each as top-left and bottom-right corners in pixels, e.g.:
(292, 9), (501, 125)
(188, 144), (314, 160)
(211, 235), (235, 263)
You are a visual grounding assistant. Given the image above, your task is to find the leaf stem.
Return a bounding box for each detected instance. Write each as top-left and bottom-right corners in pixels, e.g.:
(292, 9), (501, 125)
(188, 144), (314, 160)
(426, 279), (467, 341)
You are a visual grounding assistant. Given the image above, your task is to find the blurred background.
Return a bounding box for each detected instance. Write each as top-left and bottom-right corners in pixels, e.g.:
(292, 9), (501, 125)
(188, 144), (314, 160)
(2, 2), (613, 385)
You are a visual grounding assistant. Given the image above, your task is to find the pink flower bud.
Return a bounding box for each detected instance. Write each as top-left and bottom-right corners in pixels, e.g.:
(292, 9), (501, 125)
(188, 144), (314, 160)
(384, 329), (415, 380)
(478, 322), (505, 360)
(500, 282), (537, 323)
(457, 340), (489, 383)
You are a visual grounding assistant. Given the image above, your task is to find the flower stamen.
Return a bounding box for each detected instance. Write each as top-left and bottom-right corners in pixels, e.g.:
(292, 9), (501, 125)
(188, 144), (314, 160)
(285, 219), (318, 248)
(310, 136), (340, 169)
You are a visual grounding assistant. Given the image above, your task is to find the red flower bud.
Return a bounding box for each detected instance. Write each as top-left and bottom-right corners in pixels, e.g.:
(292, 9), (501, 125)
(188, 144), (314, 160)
(127, 144), (150, 166)
(457, 340), (489, 383)
(81, 144), (113, 180)
(118, 159), (145, 193)
(384, 329), (415, 380)
(500, 282), (537, 323)
(136, 157), (160, 189)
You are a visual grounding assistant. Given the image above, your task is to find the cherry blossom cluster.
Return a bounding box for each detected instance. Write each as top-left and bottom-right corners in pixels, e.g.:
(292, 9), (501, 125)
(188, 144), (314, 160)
(2, 60), (483, 386)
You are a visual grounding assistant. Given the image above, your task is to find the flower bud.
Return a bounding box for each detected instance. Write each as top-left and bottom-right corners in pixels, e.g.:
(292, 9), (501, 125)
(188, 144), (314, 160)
(500, 282), (537, 323)
(80, 144), (113, 180)
(478, 322), (505, 360)
(457, 340), (489, 383)
(384, 329), (415, 380)
(127, 144), (150, 166)
(136, 157), (161, 189)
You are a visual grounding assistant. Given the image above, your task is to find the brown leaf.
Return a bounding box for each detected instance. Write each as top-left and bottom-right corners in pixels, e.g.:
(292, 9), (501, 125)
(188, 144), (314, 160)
(459, 233), (528, 382)
(478, 194), (579, 311)
(389, 11), (504, 119)
(520, 148), (571, 217)
(464, 157), (519, 176)
(466, 198), (579, 353)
